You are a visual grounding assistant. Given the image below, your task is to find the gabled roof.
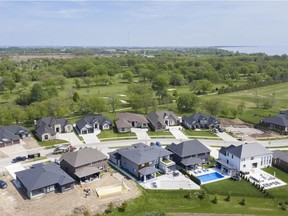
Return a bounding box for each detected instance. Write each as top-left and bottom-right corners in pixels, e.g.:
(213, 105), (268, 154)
(35, 117), (70, 136)
(261, 114), (288, 127)
(115, 119), (132, 129)
(147, 110), (178, 127)
(76, 115), (112, 130)
(181, 157), (203, 166)
(40, 117), (69, 127)
(219, 145), (236, 156)
(15, 163), (75, 191)
(115, 143), (172, 165)
(117, 113), (149, 124)
(182, 113), (219, 125)
(280, 110), (288, 116)
(138, 167), (159, 175)
(224, 143), (272, 159)
(273, 150), (288, 163)
(60, 147), (107, 168)
(166, 140), (210, 158)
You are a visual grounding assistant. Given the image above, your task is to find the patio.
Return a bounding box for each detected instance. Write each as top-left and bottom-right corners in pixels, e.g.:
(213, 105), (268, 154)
(140, 170), (200, 190)
(246, 169), (286, 189)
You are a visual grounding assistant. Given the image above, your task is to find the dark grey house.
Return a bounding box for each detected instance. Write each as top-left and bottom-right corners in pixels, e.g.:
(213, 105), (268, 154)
(182, 113), (220, 130)
(15, 163), (75, 199)
(76, 115), (112, 134)
(166, 140), (211, 169)
(35, 117), (73, 141)
(260, 113), (288, 132)
(273, 150), (288, 172)
(115, 113), (149, 133)
(60, 147), (108, 182)
(109, 143), (174, 181)
(0, 125), (30, 148)
(147, 110), (179, 131)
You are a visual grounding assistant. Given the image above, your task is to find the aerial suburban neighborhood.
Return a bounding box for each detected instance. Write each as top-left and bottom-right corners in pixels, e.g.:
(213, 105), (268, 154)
(1, 2), (288, 213)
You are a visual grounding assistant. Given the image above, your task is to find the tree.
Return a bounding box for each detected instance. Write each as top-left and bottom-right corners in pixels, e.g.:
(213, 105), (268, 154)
(122, 70), (134, 83)
(30, 83), (47, 103)
(237, 102), (245, 117)
(82, 77), (93, 88)
(1, 92), (11, 101)
(9, 107), (26, 124)
(72, 92), (80, 102)
(177, 93), (200, 112)
(203, 99), (222, 116)
(3, 78), (16, 93)
(108, 96), (119, 113)
(74, 78), (81, 89)
(152, 75), (169, 99)
(56, 75), (66, 89)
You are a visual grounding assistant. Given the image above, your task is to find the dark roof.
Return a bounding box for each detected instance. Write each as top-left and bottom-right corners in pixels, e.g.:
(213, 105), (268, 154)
(219, 145), (236, 155)
(147, 110), (178, 127)
(60, 147), (107, 168)
(224, 143), (272, 159)
(280, 110), (288, 116)
(166, 140), (210, 158)
(35, 117), (70, 137)
(138, 167), (159, 175)
(76, 115), (112, 130)
(182, 113), (219, 125)
(216, 159), (236, 169)
(118, 113), (149, 124)
(74, 166), (101, 178)
(0, 125), (29, 143)
(115, 143), (172, 165)
(273, 150), (288, 163)
(115, 119), (132, 129)
(181, 157), (203, 166)
(15, 163), (75, 191)
(261, 114), (288, 127)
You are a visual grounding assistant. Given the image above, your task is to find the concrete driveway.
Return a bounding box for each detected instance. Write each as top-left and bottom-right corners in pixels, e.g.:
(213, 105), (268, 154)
(56, 132), (84, 145)
(168, 126), (188, 140)
(216, 132), (238, 142)
(5, 163), (25, 179)
(131, 128), (150, 140)
(81, 130), (101, 144)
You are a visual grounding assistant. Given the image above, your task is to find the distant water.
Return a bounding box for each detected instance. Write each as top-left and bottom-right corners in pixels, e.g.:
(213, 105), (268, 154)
(217, 46), (288, 56)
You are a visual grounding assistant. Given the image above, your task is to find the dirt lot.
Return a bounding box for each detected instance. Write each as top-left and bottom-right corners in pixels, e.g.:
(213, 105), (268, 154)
(0, 170), (140, 216)
(22, 137), (40, 149)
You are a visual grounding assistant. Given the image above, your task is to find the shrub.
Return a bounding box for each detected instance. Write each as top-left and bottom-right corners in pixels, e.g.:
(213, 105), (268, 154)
(105, 202), (114, 214)
(185, 191), (192, 199)
(240, 197), (246, 206)
(225, 193), (231, 202)
(281, 204), (287, 211)
(198, 191), (206, 200)
(212, 195), (218, 204)
(279, 201), (284, 206)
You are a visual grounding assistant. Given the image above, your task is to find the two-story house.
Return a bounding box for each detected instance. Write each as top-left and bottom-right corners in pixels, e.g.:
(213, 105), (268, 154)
(216, 142), (272, 175)
(109, 143), (174, 182)
(60, 147), (108, 182)
(166, 140), (211, 170)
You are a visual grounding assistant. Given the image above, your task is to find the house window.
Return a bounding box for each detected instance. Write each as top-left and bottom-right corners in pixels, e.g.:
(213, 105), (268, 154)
(226, 160), (229, 164)
(44, 135), (49, 140)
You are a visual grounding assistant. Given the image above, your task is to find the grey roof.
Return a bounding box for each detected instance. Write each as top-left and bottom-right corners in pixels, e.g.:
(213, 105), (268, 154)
(166, 140), (211, 158)
(219, 145), (236, 156)
(35, 117), (70, 137)
(0, 125), (29, 143)
(261, 114), (288, 127)
(182, 113), (219, 125)
(280, 110), (288, 116)
(138, 167), (159, 175)
(115, 143), (172, 165)
(15, 163), (75, 191)
(118, 113), (149, 124)
(76, 115), (112, 131)
(74, 166), (101, 178)
(181, 157), (203, 166)
(273, 150), (288, 163)
(60, 147), (107, 168)
(147, 110), (178, 127)
(216, 159), (236, 170)
(115, 119), (132, 129)
(225, 143), (272, 159)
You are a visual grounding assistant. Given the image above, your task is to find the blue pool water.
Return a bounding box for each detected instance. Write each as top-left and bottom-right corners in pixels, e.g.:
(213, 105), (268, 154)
(197, 172), (224, 183)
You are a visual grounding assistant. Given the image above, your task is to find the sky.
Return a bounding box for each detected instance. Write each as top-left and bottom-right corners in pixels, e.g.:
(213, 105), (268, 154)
(0, 0), (288, 47)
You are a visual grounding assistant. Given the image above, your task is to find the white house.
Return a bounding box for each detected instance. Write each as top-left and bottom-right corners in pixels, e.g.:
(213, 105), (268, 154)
(216, 143), (272, 175)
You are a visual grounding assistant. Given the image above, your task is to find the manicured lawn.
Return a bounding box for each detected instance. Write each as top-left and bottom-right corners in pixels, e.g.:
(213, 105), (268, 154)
(182, 129), (218, 137)
(97, 129), (136, 139)
(147, 130), (174, 137)
(202, 179), (265, 198)
(109, 189), (282, 216)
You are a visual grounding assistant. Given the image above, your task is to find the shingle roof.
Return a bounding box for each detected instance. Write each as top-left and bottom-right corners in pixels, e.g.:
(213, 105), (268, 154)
(181, 157), (203, 166)
(147, 110), (178, 127)
(182, 113), (219, 125)
(261, 114), (288, 127)
(0, 125), (29, 143)
(60, 147), (107, 168)
(15, 163), (75, 191)
(225, 143), (272, 159)
(280, 110), (288, 116)
(74, 166), (101, 178)
(138, 166), (159, 175)
(76, 115), (112, 130)
(35, 117), (70, 137)
(166, 140), (211, 158)
(118, 113), (149, 124)
(116, 143), (172, 165)
(273, 150), (288, 163)
(115, 118), (132, 129)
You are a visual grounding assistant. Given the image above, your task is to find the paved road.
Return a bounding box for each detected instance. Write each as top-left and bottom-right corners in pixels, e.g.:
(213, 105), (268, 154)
(216, 132), (238, 142)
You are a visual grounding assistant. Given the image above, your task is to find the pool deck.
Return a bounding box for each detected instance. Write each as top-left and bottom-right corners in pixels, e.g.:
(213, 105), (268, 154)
(189, 168), (230, 185)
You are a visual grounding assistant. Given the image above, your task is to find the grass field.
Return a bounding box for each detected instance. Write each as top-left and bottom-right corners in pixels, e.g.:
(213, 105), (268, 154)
(182, 129), (218, 137)
(97, 130), (136, 139)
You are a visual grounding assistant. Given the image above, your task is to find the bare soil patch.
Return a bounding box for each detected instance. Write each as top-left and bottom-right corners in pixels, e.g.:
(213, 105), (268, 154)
(0, 170), (140, 216)
(22, 137), (39, 149)
(0, 150), (8, 159)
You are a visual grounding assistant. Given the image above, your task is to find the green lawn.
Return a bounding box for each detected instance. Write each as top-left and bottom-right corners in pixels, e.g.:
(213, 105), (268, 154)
(147, 130), (174, 137)
(37, 139), (68, 147)
(97, 129), (136, 139)
(109, 189), (283, 216)
(182, 129), (218, 137)
(263, 167), (288, 183)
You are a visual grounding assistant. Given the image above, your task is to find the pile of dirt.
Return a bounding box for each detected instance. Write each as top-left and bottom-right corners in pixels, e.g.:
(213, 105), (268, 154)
(219, 118), (252, 128)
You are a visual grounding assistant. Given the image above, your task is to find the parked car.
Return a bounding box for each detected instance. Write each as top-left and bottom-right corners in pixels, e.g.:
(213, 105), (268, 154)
(218, 128), (224, 133)
(0, 180), (8, 189)
(52, 144), (76, 154)
(12, 156), (27, 163)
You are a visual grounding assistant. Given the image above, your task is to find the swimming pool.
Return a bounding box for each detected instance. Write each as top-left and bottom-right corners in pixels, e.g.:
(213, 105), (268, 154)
(197, 172), (224, 183)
